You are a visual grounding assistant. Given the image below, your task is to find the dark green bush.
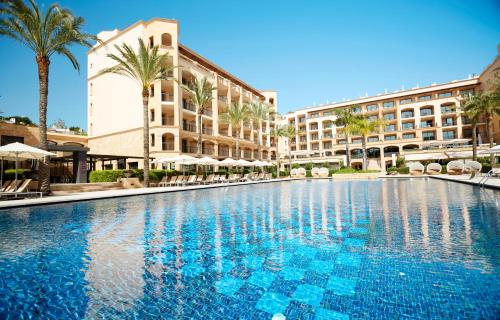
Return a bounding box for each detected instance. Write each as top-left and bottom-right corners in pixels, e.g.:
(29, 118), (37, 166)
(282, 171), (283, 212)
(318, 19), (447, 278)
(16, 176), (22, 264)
(386, 166), (398, 173)
(396, 156), (405, 168)
(305, 162), (313, 170)
(2, 169), (31, 180)
(441, 165), (447, 174)
(89, 170), (124, 182)
(397, 167), (410, 174)
(306, 169), (312, 177)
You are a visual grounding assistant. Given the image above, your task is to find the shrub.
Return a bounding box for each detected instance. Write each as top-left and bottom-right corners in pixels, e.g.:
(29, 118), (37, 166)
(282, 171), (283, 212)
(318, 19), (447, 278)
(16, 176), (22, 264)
(280, 170), (289, 177)
(396, 156), (405, 168)
(333, 168), (357, 174)
(305, 162), (313, 170)
(306, 170), (312, 177)
(386, 166), (398, 173)
(397, 167), (409, 174)
(2, 169), (31, 180)
(328, 168), (336, 176)
(89, 170), (124, 182)
(292, 163), (300, 169)
(441, 165), (447, 174)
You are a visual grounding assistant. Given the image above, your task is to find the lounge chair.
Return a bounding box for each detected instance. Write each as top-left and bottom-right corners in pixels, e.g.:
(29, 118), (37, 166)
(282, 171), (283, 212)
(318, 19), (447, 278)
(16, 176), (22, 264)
(204, 174), (215, 184)
(219, 174), (228, 183)
(426, 163), (442, 175)
(4, 179), (23, 192)
(256, 173), (265, 180)
(158, 176), (170, 187)
(318, 167), (329, 178)
(196, 175), (204, 184)
(175, 176), (186, 186)
(265, 173), (272, 180)
(464, 160), (482, 176)
(296, 167), (306, 178)
(1, 180), (12, 192)
(185, 175), (197, 185)
(447, 160), (464, 175)
(408, 162), (424, 176)
(239, 173), (250, 182)
(1, 179), (41, 199)
(166, 176), (178, 186)
(311, 167), (320, 178)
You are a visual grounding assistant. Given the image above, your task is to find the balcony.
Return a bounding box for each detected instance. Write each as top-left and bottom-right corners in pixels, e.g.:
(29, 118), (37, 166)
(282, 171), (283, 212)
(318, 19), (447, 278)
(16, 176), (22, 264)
(219, 129), (229, 136)
(401, 111), (414, 119)
(183, 122), (196, 132)
(162, 142), (175, 151)
(218, 148), (229, 157)
(161, 92), (174, 103)
(161, 116), (174, 126)
(183, 101), (196, 112)
(420, 109), (434, 117)
(218, 95), (228, 103)
(202, 127), (213, 135)
(182, 145), (198, 153)
(203, 109), (213, 117)
(243, 151), (252, 158)
(441, 107), (456, 115)
(202, 147), (214, 155)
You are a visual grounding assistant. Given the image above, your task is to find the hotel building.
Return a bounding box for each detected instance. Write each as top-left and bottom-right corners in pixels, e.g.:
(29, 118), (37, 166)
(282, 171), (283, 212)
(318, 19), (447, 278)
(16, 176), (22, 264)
(87, 18), (278, 169)
(278, 44), (500, 170)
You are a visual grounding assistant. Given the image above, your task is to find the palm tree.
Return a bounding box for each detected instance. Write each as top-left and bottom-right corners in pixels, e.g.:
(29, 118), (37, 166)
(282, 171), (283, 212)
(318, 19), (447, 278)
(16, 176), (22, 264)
(98, 38), (173, 187)
(333, 106), (360, 168)
(0, 0), (97, 194)
(249, 101), (273, 160)
(270, 124), (286, 178)
(350, 116), (386, 171)
(281, 124), (297, 176)
(181, 77), (215, 156)
(462, 92), (484, 161)
(219, 101), (250, 160)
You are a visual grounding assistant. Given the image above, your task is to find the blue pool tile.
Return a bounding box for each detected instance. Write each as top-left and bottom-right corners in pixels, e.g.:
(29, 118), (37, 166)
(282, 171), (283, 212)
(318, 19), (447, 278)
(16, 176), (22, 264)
(182, 251), (200, 262)
(315, 307), (349, 320)
(255, 292), (290, 315)
(355, 219), (369, 225)
(349, 227), (368, 235)
(248, 270), (277, 289)
(326, 276), (357, 296)
(211, 260), (236, 274)
(343, 238), (366, 248)
(215, 277), (244, 297)
(309, 260), (334, 274)
(292, 284), (325, 307)
(295, 246), (318, 259)
(335, 253), (361, 268)
(180, 263), (205, 277)
(280, 266), (305, 281)
(243, 255), (265, 269)
(329, 230), (347, 238)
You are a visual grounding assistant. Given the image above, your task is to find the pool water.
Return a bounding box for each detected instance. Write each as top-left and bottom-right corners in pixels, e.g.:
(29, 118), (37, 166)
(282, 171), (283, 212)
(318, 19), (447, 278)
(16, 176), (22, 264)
(0, 179), (499, 319)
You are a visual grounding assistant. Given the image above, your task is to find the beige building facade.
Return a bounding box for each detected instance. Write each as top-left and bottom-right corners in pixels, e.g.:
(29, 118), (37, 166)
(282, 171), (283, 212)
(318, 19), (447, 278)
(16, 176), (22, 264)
(87, 19), (277, 169)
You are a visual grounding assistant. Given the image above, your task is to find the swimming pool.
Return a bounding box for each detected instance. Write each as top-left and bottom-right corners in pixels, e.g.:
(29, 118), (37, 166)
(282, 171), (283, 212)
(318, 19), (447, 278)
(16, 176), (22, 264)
(0, 179), (498, 319)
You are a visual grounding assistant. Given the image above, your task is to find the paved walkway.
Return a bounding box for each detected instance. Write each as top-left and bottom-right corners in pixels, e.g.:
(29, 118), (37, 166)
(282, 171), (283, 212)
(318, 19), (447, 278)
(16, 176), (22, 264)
(0, 178), (295, 210)
(429, 174), (500, 190)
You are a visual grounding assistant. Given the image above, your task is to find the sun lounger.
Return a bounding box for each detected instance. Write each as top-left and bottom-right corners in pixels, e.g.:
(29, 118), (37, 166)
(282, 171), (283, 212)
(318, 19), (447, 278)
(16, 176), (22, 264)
(196, 175), (204, 184)
(165, 176), (178, 186)
(265, 173), (272, 180)
(239, 173), (249, 182)
(219, 174), (228, 183)
(0, 179), (42, 199)
(464, 160), (482, 176)
(447, 160), (464, 175)
(409, 162), (425, 176)
(228, 174), (240, 183)
(204, 174), (215, 184)
(185, 175), (197, 185)
(1, 180), (12, 192)
(158, 176), (169, 187)
(426, 163), (442, 175)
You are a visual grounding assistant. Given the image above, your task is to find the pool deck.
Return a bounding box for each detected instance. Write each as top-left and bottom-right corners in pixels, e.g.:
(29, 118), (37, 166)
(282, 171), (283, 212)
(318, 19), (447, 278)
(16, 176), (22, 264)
(0, 178), (296, 210)
(429, 174), (500, 190)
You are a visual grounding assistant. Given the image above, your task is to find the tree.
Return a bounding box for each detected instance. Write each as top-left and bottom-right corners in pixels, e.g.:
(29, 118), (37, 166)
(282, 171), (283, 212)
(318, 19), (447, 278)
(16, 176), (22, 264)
(181, 77), (215, 157)
(350, 115), (386, 171)
(0, 0), (97, 194)
(249, 101), (273, 160)
(51, 118), (66, 129)
(333, 106), (361, 168)
(98, 38), (173, 187)
(270, 124), (286, 178)
(280, 124), (297, 176)
(219, 101), (250, 160)
(462, 92), (483, 161)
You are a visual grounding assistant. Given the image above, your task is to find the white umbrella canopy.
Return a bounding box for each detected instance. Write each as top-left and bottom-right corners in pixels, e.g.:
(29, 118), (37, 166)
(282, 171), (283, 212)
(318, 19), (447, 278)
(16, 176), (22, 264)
(261, 161), (273, 167)
(250, 160), (266, 167)
(235, 159), (253, 167)
(479, 145), (500, 154)
(0, 142), (56, 191)
(195, 156), (220, 166)
(220, 158), (238, 166)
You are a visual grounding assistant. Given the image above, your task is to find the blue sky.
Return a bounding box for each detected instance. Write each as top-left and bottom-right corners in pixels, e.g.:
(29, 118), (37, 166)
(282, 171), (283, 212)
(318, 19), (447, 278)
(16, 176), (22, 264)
(0, 0), (499, 129)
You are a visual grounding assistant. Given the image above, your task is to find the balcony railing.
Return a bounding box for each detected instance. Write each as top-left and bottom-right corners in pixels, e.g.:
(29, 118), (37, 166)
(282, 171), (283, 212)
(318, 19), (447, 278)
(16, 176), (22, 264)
(183, 123), (196, 132)
(182, 146), (198, 153)
(202, 127), (213, 135)
(183, 101), (196, 112)
(162, 117), (174, 126)
(162, 142), (175, 151)
(161, 92), (174, 102)
(243, 151), (252, 158)
(202, 147), (214, 155)
(218, 148), (229, 157)
(219, 129), (229, 136)
(203, 109), (213, 117)
(420, 110), (434, 116)
(218, 95), (228, 103)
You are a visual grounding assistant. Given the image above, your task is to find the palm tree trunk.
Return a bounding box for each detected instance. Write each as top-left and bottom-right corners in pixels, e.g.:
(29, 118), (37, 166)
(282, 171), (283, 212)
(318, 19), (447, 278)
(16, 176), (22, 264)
(36, 56), (50, 194)
(142, 90), (150, 187)
(345, 137), (350, 168)
(362, 137), (367, 171)
(288, 146), (292, 177)
(471, 123), (477, 161)
(258, 122), (262, 160)
(236, 128), (240, 160)
(487, 115), (495, 166)
(197, 112), (202, 157)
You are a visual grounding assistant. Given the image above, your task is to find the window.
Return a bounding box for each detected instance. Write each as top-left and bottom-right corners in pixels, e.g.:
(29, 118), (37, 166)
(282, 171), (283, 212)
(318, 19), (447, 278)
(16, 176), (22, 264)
(368, 115), (378, 121)
(310, 133), (318, 140)
(310, 123), (318, 130)
(323, 111), (332, 116)
(310, 112), (319, 118)
(384, 135), (396, 141)
(151, 134), (155, 146)
(383, 101), (394, 109)
(352, 106), (361, 113)
(419, 95), (431, 101)
(402, 122), (414, 130)
(149, 36), (154, 48)
(367, 104), (378, 112)
(460, 89), (474, 96)
(403, 133), (415, 139)
(420, 120), (433, 128)
(443, 130), (456, 140)
(1, 135), (24, 146)
(352, 138), (362, 144)
(368, 137), (379, 142)
(438, 92), (452, 98)
(128, 162), (139, 169)
(441, 105), (455, 114)
(442, 118), (455, 126)
(400, 98), (412, 104)
(384, 113), (395, 120)
(150, 85), (155, 97)
(422, 131), (435, 141)
(401, 110), (414, 119)
(150, 109), (155, 122)
(420, 108), (433, 116)
(89, 83), (93, 96)
(385, 124), (395, 132)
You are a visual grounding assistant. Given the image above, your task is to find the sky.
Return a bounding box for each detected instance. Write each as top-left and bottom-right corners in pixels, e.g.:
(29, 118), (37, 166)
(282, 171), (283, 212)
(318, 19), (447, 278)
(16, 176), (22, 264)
(0, 0), (499, 129)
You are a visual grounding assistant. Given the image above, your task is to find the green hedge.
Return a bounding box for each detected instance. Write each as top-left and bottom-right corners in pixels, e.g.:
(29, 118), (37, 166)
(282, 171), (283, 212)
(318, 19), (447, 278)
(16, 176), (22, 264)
(397, 167), (410, 174)
(89, 170), (124, 182)
(2, 169), (31, 181)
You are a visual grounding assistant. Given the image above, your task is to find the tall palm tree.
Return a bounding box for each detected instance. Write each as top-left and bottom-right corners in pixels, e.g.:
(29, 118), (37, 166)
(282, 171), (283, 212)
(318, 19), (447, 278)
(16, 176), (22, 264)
(98, 38), (173, 187)
(333, 106), (360, 168)
(462, 92), (484, 161)
(281, 124), (297, 176)
(219, 101), (250, 160)
(181, 77), (215, 156)
(249, 101), (273, 160)
(0, 0), (97, 194)
(270, 124), (286, 178)
(350, 116), (386, 171)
